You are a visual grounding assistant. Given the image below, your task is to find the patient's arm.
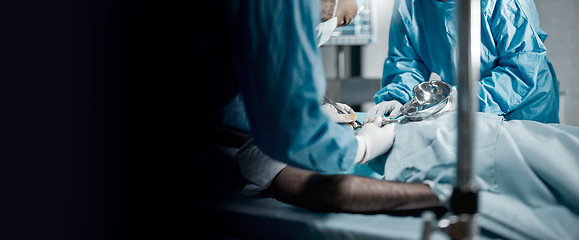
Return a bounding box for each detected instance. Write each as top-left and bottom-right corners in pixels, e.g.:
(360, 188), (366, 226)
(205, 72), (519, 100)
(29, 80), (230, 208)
(267, 165), (442, 213)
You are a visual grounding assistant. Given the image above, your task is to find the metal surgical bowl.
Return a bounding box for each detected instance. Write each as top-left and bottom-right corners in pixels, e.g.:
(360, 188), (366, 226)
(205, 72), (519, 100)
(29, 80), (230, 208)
(400, 80), (451, 121)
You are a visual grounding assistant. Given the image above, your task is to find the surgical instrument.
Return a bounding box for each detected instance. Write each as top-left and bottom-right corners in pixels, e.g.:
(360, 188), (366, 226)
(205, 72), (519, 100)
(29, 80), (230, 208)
(380, 119), (400, 126)
(323, 96), (363, 127)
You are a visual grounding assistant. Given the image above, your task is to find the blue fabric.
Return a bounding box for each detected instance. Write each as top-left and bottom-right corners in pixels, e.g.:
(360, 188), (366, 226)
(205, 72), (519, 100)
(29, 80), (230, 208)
(375, 112), (579, 238)
(374, 0), (559, 123)
(224, 0), (358, 172)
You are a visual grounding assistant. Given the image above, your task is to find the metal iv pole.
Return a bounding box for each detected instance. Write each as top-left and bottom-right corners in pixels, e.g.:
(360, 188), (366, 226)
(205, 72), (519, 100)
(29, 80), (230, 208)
(453, 0), (481, 236)
(423, 0), (481, 239)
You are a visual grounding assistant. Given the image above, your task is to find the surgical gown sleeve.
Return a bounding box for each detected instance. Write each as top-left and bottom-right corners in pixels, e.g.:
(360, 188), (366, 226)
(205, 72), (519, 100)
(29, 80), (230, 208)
(228, 0), (358, 172)
(478, 0), (559, 122)
(373, 0), (430, 105)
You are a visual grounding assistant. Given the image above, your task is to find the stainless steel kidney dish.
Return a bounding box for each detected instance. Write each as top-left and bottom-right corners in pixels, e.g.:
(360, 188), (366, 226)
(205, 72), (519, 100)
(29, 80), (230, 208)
(400, 80), (451, 121)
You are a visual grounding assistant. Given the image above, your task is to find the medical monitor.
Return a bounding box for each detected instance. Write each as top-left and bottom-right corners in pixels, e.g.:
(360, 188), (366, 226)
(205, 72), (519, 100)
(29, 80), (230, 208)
(325, 0), (373, 45)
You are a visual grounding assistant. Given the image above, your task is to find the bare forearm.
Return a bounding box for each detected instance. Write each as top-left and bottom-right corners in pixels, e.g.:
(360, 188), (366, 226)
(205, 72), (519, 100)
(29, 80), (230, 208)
(333, 176), (441, 212)
(268, 166), (441, 213)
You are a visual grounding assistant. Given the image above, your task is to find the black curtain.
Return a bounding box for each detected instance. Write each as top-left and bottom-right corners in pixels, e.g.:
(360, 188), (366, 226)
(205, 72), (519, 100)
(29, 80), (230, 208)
(3, 1), (194, 239)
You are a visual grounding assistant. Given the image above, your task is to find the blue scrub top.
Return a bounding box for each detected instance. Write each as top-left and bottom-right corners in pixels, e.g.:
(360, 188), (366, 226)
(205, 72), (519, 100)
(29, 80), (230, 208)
(221, 0), (358, 172)
(374, 0), (559, 123)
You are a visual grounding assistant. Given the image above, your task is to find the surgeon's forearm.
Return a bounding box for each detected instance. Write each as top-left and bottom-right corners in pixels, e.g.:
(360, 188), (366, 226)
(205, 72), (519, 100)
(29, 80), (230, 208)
(269, 166), (441, 213)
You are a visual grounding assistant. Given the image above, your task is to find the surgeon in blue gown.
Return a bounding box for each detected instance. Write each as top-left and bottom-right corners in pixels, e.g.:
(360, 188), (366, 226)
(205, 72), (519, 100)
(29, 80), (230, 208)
(366, 0), (559, 123)
(202, 0), (394, 172)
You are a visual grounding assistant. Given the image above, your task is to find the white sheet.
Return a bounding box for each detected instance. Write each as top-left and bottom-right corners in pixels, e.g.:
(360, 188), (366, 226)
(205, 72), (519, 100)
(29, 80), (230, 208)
(205, 190), (441, 240)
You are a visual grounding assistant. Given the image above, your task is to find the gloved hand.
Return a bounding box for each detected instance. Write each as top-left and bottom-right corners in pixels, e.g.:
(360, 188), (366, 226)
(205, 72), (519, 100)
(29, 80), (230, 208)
(364, 100), (403, 122)
(433, 86), (458, 117)
(321, 102), (357, 124)
(354, 117), (396, 164)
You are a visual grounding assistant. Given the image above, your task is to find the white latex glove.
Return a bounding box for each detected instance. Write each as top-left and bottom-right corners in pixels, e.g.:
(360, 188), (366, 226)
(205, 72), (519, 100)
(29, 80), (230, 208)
(433, 86), (458, 117)
(364, 100), (403, 122)
(321, 102), (357, 123)
(354, 116), (396, 164)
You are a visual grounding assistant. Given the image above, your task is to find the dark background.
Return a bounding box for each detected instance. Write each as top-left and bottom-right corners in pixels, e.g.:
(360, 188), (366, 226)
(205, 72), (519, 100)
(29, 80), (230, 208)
(2, 1), (194, 239)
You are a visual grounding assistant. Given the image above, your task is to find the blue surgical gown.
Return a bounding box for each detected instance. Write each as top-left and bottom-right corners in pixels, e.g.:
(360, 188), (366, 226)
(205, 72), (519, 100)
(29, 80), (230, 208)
(217, 0), (358, 172)
(374, 0), (559, 123)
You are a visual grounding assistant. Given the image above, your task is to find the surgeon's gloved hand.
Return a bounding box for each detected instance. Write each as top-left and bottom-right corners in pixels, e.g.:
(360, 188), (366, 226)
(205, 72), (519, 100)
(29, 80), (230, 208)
(364, 100), (403, 122)
(321, 102), (357, 124)
(434, 86), (458, 117)
(354, 117), (396, 164)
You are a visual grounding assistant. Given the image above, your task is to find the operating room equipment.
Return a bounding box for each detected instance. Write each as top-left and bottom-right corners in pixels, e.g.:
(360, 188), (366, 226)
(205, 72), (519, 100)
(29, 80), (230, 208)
(399, 80), (451, 121)
(422, 0), (481, 239)
(323, 0), (373, 45)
